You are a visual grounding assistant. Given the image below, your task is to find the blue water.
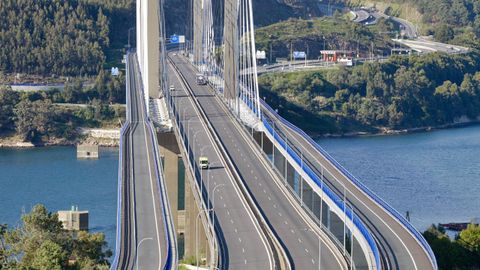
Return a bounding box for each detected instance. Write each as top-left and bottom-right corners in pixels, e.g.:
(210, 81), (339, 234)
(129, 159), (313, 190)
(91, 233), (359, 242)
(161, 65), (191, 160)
(317, 125), (480, 231)
(0, 147), (118, 251)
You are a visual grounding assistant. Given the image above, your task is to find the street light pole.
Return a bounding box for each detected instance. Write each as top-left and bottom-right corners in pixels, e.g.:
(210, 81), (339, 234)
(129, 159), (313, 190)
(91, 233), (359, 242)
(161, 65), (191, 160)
(128, 27), (135, 49)
(195, 209), (211, 269)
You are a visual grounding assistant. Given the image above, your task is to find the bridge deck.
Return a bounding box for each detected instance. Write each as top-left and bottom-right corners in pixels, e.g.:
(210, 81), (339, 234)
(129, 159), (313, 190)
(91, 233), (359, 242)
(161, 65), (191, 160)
(264, 105), (435, 270)
(169, 59), (274, 269)
(115, 53), (169, 270)
(170, 54), (348, 270)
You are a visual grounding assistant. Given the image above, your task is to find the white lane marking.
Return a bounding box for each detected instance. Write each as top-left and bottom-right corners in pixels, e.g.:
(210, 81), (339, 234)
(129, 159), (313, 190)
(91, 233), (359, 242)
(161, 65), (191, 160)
(305, 248), (309, 253)
(298, 238), (302, 243)
(280, 114), (419, 269)
(170, 58), (275, 270)
(238, 238), (242, 243)
(140, 91), (163, 270)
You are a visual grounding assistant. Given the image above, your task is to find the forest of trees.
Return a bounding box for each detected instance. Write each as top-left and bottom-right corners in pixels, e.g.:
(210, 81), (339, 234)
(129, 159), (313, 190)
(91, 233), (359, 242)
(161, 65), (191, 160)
(0, 205), (111, 269)
(259, 51), (480, 134)
(0, 71), (125, 144)
(0, 0), (134, 77)
(423, 224), (480, 269)
(255, 16), (396, 61)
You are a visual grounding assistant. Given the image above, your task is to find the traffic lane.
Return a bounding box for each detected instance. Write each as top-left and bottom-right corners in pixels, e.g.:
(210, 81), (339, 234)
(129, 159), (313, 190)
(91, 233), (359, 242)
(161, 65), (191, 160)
(196, 97), (345, 270)
(176, 100), (272, 270)
(206, 112), (345, 270)
(129, 56), (166, 270)
(132, 127), (163, 269)
(273, 116), (434, 269)
(169, 64), (272, 269)
(170, 54), (346, 270)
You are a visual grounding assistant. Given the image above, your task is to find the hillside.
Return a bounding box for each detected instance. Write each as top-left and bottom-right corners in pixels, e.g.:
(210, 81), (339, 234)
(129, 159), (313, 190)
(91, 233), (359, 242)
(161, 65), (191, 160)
(0, 0), (134, 77)
(255, 16), (396, 60)
(259, 51), (480, 135)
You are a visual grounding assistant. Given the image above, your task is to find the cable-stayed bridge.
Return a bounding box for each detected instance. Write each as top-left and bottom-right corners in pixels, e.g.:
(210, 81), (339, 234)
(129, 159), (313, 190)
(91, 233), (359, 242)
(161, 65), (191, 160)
(111, 0), (438, 269)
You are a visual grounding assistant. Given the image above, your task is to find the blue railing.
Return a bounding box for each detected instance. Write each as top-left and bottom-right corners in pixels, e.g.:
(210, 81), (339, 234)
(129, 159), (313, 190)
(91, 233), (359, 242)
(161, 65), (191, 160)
(109, 124), (128, 270)
(260, 99), (437, 269)
(136, 56), (175, 270)
(262, 116), (382, 269)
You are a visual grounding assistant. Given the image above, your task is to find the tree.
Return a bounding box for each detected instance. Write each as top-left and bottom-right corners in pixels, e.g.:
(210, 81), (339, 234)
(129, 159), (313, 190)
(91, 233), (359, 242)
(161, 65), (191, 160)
(459, 224), (480, 252)
(434, 24), (454, 43)
(14, 99), (55, 142)
(2, 204), (111, 269)
(0, 88), (20, 133)
(31, 240), (66, 270)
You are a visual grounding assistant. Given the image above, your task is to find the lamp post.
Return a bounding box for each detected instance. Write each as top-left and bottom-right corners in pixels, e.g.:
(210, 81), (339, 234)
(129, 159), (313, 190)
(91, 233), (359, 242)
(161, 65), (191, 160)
(135, 237), (153, 270)
(206, 161), (222, 212)
(128, 27), (135, 49)
(195, 209), (212, 269)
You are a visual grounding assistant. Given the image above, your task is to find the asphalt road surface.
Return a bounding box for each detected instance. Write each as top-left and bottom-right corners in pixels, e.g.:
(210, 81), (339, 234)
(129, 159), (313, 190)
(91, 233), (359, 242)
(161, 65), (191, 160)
(262, 105), (436, 270)
(169, 54), (348, 270)
(116, 53), (168, 270)
(169, 58), (275, 270)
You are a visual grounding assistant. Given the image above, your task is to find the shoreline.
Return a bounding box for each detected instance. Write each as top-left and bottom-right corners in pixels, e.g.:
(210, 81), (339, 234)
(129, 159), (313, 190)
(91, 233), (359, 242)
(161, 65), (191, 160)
(0, 128), (120, 148)
(315, 119), (480, 139)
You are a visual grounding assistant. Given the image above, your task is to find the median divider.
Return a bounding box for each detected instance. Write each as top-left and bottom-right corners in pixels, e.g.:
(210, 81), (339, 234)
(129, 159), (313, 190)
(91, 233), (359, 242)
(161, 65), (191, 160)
(169, 56), (291, 270)
(260, 98), (437, 270)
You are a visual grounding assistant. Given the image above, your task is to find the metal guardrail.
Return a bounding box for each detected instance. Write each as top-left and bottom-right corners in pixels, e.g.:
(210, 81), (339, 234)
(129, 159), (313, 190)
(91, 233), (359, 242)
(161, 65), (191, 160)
(262, 116), (381, 269)
(260, 98), (438, 270)
(135, 55), (176, 270)
(109, 124), (128, 270)
(111, 53), (177, 270)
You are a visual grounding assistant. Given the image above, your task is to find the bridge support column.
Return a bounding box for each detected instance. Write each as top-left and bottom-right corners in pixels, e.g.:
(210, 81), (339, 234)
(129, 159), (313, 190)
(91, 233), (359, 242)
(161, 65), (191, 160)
(157, 131), (208, 262)
(136, 0), (161, 107)
(193, 0), (204, 66)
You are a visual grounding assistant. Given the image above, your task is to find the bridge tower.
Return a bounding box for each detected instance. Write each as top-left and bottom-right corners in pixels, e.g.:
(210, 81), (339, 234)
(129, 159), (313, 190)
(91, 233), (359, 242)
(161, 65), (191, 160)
(137, 0), (168, 112)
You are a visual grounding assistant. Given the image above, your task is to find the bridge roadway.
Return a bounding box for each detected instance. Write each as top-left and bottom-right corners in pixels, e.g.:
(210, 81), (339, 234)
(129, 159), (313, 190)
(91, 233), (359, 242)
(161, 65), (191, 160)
(115, 53), (168, 270)
(169, 53), (348, 270)
(168, 57), (274, 269)
(261, 105), (435, 269)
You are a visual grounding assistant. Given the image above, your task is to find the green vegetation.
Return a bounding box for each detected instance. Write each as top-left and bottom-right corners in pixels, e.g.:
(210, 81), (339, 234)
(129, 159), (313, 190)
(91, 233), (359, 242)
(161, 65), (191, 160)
(259, 51), (480, 135)
(423, 224), (480, 269)
(0, 72), (125, 144)
(0, 0), (134, 77)
(0, 204), (111, 270)
(255, 17), (396, 61)
(344, 0), (480, 46)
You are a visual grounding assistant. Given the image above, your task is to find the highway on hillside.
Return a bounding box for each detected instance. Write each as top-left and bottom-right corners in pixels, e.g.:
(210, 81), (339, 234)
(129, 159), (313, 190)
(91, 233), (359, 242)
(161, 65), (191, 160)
(262, 104), (435, 270)
(169, 53), (349, 270)
(168, 59), (275, 270)
(115, 53), (168, 270)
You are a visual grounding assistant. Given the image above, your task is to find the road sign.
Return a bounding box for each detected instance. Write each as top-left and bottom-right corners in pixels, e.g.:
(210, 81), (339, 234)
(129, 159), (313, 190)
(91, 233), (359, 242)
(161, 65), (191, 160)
(256, 50), (266, 59)
(178, 35), (186, 44)
(293, 51), (306, 59)
(170, 35), (179, 44)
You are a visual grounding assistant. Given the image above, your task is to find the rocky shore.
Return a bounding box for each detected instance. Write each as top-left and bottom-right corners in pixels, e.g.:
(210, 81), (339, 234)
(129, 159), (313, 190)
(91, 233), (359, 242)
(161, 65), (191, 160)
(0, 128), (120, 148)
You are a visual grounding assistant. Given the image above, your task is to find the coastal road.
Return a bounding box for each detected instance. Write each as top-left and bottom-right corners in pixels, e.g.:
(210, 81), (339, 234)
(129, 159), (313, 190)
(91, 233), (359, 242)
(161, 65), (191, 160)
(170, 53), (349, 270)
